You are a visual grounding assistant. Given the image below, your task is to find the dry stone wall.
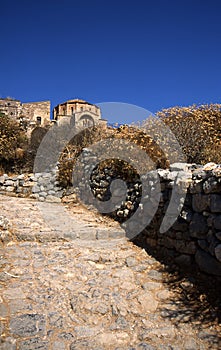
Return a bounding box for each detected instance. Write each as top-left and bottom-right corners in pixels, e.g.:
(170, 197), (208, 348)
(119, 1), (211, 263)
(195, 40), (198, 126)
(0, 157), (221, 276)
(0, 168), (64, 202)
(75, 149), (221, 277)
(0, 173), (35, 197)
(141, 163), (221, 277)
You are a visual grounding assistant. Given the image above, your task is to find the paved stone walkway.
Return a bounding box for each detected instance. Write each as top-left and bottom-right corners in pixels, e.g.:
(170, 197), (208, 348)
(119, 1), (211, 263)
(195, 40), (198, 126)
(0, 195), (220, 349)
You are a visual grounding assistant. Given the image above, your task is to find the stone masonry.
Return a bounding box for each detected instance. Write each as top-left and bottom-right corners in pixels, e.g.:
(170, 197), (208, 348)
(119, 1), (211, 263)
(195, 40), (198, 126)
(53, 99), (107, 128)
(0, 98), (51, 131)
(0, 159), (221, 277)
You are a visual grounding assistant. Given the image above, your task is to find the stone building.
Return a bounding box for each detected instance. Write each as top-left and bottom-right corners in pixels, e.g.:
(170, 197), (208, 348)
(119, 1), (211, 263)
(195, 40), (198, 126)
(53, 99), (107, 128)
(0, 97), (107, 132)
(0, 97), (51, 129)
(21, 101), (51, 127)
(0, 98), (22, 119)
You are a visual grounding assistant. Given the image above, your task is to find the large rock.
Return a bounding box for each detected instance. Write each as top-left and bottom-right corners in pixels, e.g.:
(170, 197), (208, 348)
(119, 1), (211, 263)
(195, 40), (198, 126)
(5, 180), (14, 186)
(19, 338), (48, 350)
(214, 215), (221, 230)
(195, 249), (221, 276)
(174, 240), (197, 255)
(192, 193), (210, 212)
(210, 194), (221, 212)
(189, 213), (208, 238)
(203, 176), (221, 193)
(10, 314), (46, 337)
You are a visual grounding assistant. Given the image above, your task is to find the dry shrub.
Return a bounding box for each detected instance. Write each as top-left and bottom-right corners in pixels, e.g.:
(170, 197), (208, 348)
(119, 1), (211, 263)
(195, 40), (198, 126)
(58, 124), (169, 187)
(0, 113), (28, 173)
(201, 143), (221, 164)
(157, 104), (221, 164)
(58, 104), (221, 188)
(114, 125), (169, 168)
(58, 126), (113, 187)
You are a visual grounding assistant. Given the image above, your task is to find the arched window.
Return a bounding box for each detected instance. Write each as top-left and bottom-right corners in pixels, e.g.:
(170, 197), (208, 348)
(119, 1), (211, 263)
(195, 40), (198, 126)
(80, 114), (94, 127)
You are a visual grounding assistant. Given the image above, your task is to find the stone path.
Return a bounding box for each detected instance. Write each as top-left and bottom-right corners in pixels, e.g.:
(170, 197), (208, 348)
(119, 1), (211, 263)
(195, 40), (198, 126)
(0, 195), (220, 349)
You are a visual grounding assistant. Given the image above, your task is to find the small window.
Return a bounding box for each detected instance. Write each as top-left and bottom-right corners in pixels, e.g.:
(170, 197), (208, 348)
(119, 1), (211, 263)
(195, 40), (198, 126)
(71, 107), (74, 114)
(36, 116), (42, 125)
(80, 107), (83, 111)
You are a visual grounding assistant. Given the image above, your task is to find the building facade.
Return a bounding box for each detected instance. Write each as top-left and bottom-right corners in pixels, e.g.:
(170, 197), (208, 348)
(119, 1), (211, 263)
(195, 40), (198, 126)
(53, 99), (107, 128)
(0, 98), (51, 129)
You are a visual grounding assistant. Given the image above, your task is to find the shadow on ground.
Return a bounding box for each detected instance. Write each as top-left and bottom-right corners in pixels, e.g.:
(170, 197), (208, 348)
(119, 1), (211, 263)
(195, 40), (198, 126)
(133, 233), (221, 349)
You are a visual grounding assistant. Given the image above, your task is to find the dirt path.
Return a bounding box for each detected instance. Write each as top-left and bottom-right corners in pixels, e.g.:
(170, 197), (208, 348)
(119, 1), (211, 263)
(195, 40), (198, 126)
(0, 195), (220, 349)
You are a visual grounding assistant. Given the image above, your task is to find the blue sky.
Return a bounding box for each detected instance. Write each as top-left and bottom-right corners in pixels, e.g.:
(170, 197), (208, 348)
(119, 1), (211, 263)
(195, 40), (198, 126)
(1, 0), (221, 123)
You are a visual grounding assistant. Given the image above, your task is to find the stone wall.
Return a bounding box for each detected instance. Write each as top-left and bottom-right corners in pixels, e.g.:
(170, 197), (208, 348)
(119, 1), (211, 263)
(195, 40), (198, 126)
(0, 173), (35, 197)
(76, 150), (221, 277)
(31, 169), (63, 202)
(21, 101), (51, 127)
(141, 163), (221, 277)
(0, 169), (63, 202)
(0, 98), (22, 119)
(0, 159), (221, 276)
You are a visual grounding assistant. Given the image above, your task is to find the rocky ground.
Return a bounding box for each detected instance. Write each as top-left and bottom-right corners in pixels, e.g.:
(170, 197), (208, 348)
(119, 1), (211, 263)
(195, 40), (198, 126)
(0, 194), (220, 350)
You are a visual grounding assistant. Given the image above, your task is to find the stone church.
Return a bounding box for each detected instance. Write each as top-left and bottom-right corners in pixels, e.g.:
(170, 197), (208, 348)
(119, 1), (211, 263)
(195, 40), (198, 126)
(53, 99), (107, 128)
